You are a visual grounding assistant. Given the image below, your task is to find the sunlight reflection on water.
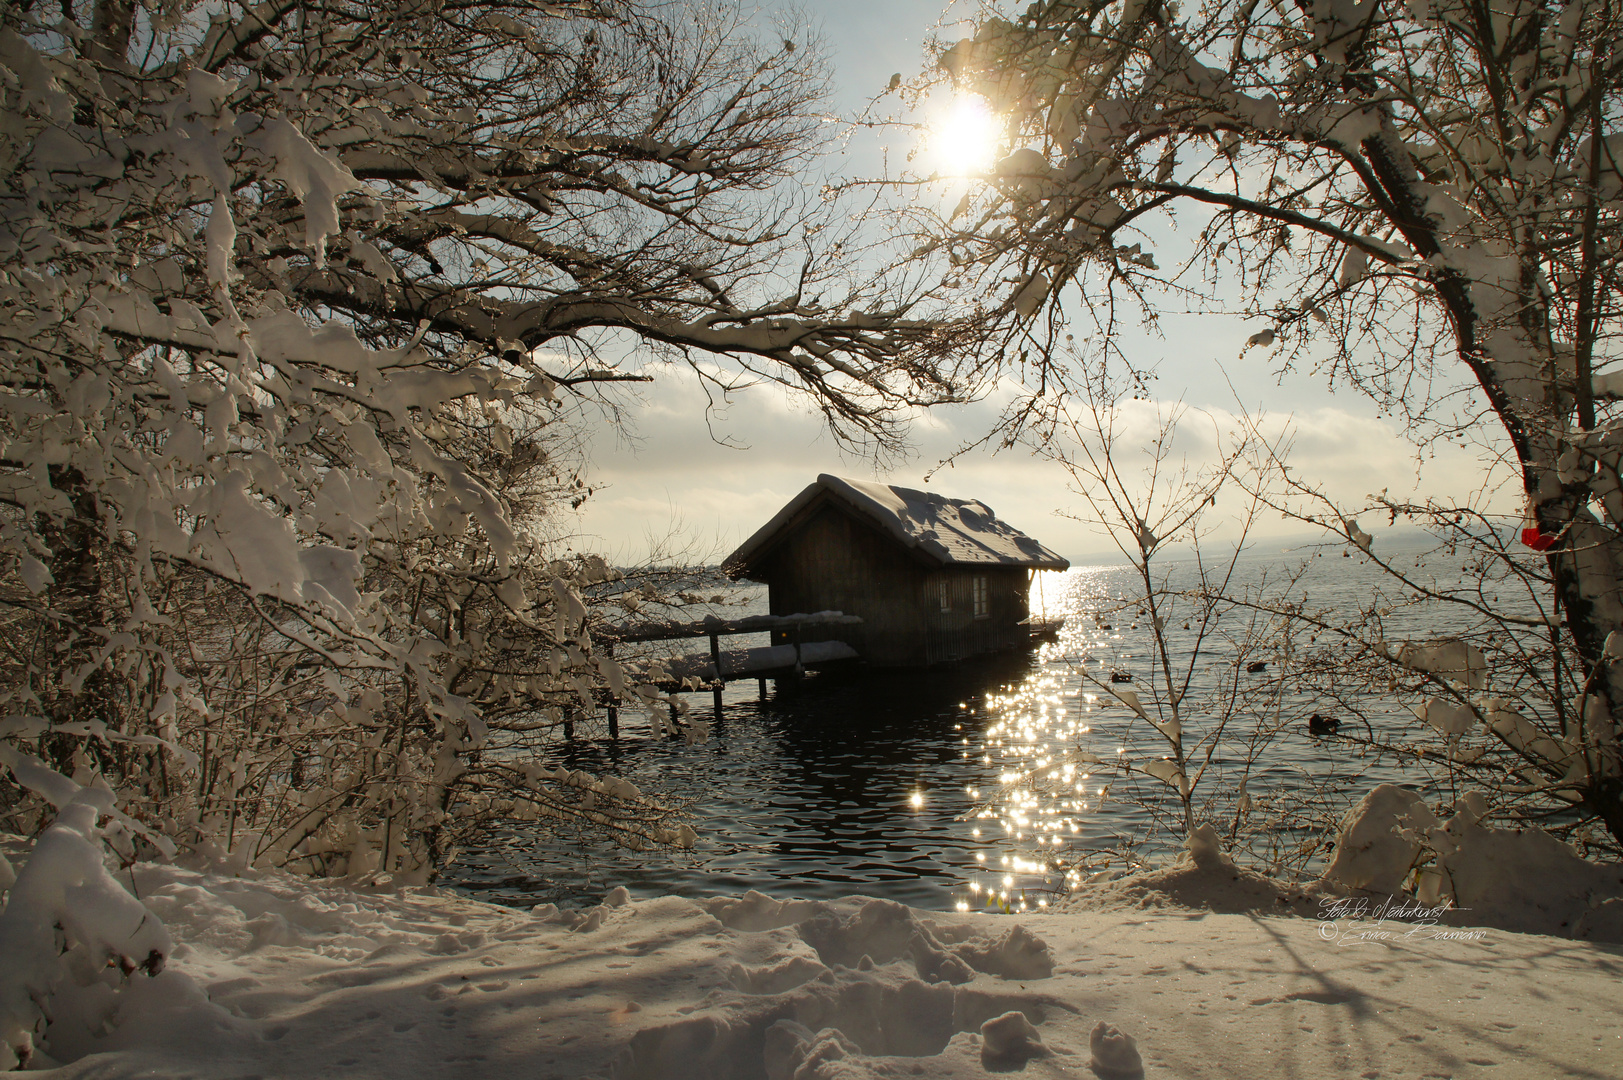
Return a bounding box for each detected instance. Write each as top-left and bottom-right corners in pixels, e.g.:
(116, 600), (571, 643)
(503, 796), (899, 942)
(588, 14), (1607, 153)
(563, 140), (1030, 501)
(453, 542), (1470, 912)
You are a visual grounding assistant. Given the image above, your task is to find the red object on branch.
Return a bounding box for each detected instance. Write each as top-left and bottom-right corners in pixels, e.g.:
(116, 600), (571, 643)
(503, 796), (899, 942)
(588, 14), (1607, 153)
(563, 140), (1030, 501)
(1522, 527), (1558, 552)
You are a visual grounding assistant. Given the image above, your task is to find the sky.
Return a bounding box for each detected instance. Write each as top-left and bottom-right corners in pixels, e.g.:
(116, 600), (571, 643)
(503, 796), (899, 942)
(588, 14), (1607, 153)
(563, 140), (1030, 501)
(563, 1), (1508, 566)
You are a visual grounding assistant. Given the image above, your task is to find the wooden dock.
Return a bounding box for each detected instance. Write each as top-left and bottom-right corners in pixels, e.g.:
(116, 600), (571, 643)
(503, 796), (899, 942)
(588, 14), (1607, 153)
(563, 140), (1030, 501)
(1021, 615), (1065, 643)
(598, 611), (863, 733)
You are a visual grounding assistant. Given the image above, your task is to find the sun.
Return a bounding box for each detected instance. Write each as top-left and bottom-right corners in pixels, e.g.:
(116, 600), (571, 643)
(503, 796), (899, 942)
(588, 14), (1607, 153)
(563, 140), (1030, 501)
(929, 93), (1001, 177)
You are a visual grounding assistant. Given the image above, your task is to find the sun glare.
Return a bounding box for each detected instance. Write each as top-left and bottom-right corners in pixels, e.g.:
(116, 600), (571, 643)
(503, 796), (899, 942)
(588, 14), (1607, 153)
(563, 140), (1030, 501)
(931, 94), (1000, 177)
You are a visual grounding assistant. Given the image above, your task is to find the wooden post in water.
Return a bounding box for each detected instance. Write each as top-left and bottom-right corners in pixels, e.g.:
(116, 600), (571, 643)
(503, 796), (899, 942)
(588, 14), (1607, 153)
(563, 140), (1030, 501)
(793, 621), (804, 683)
(709, 630), (724, 719)
(605, 640), (619, 739)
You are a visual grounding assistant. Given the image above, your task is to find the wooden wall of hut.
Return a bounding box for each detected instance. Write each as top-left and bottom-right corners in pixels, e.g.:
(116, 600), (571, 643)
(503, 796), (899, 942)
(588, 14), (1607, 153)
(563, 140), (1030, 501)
(757, 503), (923, 666)
(920, 566), (1030, 665)
(753, 502), (1033, 667)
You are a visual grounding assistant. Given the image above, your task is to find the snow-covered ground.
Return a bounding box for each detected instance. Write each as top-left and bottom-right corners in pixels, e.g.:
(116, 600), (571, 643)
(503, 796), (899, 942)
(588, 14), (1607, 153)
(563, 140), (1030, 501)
(7, 839), (1623, 1079)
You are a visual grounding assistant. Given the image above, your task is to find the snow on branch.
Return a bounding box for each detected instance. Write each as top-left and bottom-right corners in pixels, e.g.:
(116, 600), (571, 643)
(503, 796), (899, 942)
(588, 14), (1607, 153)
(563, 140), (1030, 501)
(2, 0), (925, 880)
(892, 0), (1623, 849)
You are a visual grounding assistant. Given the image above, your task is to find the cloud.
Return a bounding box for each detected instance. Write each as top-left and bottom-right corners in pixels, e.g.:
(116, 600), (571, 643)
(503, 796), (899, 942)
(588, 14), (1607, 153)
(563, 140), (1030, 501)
(569, 363), (1512, 565)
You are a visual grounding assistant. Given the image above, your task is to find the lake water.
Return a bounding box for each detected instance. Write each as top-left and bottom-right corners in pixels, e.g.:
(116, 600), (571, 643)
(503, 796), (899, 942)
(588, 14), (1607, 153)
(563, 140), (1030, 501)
(449, 535), (1487, 911)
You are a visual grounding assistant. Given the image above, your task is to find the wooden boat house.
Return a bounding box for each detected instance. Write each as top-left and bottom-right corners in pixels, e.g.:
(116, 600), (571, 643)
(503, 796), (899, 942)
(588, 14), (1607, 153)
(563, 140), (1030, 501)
(722, 475), (1070, 667)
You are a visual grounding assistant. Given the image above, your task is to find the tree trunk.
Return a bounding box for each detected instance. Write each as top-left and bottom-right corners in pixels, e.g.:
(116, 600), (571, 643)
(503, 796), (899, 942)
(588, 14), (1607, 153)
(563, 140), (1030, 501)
(37, 466), (125, 769)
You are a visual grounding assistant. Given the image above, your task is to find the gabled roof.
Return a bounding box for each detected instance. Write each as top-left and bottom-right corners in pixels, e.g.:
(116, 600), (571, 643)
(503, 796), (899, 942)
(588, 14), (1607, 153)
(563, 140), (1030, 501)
(724, 474), (1070, 578)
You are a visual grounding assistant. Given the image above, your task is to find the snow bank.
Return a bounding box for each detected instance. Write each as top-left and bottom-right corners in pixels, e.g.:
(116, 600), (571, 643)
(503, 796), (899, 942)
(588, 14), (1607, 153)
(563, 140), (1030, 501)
(5, 800), (1623, 1078)
(1317, 784), (1623, 942)
(1, 842), (1618, 1078)
(1425, 814), (1623, 939)
(1, 862), (1086, 1079)
(1321, 784), (1439, 894)
(0, 786), (172, 1069)
(1060, 826), (1329, 920)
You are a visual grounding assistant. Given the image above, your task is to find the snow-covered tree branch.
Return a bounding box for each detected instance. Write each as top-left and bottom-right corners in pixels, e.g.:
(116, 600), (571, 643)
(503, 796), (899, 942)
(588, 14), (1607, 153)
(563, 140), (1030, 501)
(0, 0), (971, 877)
(913, 0), (1623, 842)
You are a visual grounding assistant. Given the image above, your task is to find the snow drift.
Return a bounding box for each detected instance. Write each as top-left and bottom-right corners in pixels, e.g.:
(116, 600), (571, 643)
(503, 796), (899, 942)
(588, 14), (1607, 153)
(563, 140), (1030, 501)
(4, 804), (1623, 1078)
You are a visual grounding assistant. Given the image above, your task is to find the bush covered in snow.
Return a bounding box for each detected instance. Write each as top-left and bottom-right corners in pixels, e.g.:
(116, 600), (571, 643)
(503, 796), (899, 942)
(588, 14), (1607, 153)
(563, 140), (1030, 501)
(0, 756), (171, 1069)
(0, 0), (970, 879)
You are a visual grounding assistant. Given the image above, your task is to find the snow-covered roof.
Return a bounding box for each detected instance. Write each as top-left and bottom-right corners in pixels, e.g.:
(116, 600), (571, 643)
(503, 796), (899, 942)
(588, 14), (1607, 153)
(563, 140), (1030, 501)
(724, 474), (1070, 577)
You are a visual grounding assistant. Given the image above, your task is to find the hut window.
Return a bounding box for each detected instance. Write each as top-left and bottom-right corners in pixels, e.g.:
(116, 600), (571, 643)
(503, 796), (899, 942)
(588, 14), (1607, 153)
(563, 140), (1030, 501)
(972, 575), (989, 618)
(937, 580), (951, 612)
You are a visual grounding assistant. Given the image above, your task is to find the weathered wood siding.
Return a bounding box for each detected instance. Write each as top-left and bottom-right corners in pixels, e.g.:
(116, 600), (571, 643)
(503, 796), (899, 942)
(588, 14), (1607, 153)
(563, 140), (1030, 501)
(921, 567), (1030, 665)
(754, 499), (1034, 667)
(758, 501), (929, 666)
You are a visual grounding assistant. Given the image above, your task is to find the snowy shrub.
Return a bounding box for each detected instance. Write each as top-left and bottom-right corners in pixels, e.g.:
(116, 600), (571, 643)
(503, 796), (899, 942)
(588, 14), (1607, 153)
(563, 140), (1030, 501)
(0, 0), (963, 878)
(0, 756), (170, 1070)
